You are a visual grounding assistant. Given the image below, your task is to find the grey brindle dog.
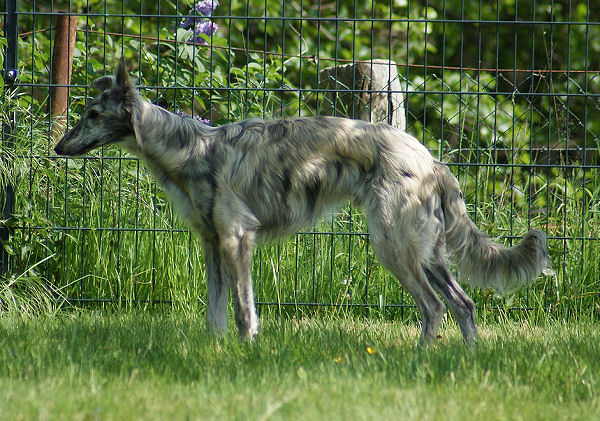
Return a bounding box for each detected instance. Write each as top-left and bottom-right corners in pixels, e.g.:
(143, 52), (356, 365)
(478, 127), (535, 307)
(55, 61), (548, 346)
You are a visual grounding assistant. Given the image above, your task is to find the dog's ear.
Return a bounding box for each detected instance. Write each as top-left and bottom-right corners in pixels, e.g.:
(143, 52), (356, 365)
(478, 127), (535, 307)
(90, 75), (114, 92)
(114, 58), (144, 149)
(115, 58), (134, 91)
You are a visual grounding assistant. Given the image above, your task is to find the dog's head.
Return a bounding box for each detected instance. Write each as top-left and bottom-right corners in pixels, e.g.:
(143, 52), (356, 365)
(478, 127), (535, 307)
(54, 60), (140, 156)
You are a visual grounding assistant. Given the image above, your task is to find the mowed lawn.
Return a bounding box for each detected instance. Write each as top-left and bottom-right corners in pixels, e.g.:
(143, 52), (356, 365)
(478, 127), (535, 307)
(0, 312), (598, 420)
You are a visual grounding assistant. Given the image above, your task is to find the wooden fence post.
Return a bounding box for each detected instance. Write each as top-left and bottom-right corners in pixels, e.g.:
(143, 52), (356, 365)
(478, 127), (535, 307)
(50, 13), (78, 140)
(319, 59), (405, 130)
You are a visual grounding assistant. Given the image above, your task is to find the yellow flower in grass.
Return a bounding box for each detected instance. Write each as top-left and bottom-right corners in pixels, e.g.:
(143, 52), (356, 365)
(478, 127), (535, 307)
(366, 346), (377, 355)
(334, 356), (343, 364)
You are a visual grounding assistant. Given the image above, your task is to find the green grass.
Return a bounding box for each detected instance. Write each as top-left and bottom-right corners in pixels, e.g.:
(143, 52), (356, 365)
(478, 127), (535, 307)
(0, 311), (598, 420)
(2, 111), (598, 319)
(2, 92), (599, 318)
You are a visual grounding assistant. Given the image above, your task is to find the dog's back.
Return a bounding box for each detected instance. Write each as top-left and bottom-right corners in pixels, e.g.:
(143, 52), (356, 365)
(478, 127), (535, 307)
(215, 116), (436, 240)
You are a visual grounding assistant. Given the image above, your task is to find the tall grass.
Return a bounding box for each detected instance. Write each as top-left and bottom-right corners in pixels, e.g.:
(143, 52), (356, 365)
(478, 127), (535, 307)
(1, 92), (599, 321)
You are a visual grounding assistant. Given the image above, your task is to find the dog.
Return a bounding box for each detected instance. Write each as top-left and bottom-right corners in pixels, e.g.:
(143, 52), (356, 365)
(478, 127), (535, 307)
(54, 61), (548, 346)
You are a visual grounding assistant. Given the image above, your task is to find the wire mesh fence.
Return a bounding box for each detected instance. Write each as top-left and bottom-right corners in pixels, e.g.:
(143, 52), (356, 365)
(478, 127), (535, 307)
(1, 0), (599, 319)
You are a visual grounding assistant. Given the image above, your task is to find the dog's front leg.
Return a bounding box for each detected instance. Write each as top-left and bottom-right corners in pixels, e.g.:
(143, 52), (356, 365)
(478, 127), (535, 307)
(219, 230), (259, 340)
(202, 237), (229, 336)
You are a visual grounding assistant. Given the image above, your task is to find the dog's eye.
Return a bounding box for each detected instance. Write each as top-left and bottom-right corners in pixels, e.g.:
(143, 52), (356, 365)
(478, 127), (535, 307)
(88, 110), (101, 119)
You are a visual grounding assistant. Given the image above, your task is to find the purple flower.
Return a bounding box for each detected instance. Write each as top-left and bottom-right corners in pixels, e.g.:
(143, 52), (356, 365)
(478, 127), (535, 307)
(194, 0), (218, 17)
(195, 21), (218, 36)
(190, 21), (218, 44)
(178, 0), (219, 44)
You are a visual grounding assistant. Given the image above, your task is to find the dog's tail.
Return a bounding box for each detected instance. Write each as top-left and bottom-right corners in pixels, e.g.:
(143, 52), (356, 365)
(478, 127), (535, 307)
(435, 162), (548, 296)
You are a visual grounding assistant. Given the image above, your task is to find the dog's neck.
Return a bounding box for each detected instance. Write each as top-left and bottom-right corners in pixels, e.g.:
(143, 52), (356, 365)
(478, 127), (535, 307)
(125, 100), (216, 169)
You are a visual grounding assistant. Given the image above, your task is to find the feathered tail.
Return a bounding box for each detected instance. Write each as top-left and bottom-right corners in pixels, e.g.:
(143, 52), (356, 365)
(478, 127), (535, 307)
(435, 163), (548, 296)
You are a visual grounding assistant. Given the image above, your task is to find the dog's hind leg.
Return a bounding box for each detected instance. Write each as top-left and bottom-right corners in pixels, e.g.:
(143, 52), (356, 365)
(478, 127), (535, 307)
(202, 237), (229, 336)
(423, 250), (477, 344)
(368, 217), (446, 346)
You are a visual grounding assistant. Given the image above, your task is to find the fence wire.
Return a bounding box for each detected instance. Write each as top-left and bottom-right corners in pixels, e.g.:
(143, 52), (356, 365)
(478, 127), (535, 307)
(1, 0), (599, 319)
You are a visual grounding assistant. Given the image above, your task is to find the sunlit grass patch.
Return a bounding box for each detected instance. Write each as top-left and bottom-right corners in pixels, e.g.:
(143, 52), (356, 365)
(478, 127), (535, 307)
(0, 312), (598, 420)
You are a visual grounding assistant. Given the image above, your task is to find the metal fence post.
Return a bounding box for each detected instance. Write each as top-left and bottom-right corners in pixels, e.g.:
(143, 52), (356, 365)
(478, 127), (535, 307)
(1, 0), (18, 276)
